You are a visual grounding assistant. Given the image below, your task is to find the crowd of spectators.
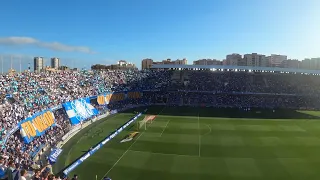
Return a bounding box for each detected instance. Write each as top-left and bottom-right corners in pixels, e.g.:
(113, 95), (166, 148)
(0, 69), (168, 179)
(177, 71), (320, 95)
(144, 70), (320, 109)
(0, 68), (320, 179)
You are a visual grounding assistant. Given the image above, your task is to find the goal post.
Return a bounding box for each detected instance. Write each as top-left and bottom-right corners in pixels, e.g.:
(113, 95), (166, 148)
(137, 115), (156, 130)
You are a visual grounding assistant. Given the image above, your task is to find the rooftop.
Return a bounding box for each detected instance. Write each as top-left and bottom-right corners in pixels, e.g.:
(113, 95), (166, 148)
(151, 64), (320, 75)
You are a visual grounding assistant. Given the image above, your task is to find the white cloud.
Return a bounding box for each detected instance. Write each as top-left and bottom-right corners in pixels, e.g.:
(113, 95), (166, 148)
(0, 36), (95, 54)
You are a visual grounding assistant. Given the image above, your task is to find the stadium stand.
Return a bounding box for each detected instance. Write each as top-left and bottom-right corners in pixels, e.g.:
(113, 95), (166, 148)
(0, 68), (320, 179)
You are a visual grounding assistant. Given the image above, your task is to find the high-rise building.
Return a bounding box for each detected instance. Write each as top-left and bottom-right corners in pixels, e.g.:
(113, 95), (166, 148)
(310, 58), (320, 70)
(301, 59), (311, 70)
(51, 57), (60, 69)
(161, 58), (188, 65)
(193, 59), (222, 65)
(116, 60), (137, 70)
(174, 58), (188, 65)
(92, 60), (137, 70)
(301, 58), (320, 70)
(244, 53), (268, 67)
(142, 58), (153, 69)
(226, 54), (244, 66)
(281, 59), (300, 69)
(143, 58), (187, 68)
(34, 57), (44, 72)
(267, 54), (287, 67)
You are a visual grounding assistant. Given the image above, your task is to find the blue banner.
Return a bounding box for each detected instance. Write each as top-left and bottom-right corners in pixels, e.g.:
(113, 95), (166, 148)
(19, 110), (56, 143)
(63, 111), (143, 176)
(49, 148), (63, 164)
(5, 94), (12, 98)
(63, 98), (99, 125)
(2, 125), (19, 148)
(51, 104), (62, 111)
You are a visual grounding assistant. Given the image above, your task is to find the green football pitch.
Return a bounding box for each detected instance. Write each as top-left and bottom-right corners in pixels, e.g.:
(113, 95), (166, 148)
(54, 106), (320, 180)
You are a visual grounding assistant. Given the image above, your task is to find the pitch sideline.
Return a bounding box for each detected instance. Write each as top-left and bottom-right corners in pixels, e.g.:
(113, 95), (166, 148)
(99, 106), (167, 179)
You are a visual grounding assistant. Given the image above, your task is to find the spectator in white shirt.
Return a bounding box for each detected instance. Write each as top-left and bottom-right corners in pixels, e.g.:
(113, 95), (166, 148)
(19, 169), (27, 180)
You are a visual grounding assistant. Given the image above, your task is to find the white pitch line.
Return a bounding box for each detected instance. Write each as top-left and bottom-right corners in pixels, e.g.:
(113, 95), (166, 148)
(100, 132), (144, 180)
(159, 120), (170, 137)
(198, 111), (201, 157)
(100, 106), (166, 179)
(202, 124), (212, 136)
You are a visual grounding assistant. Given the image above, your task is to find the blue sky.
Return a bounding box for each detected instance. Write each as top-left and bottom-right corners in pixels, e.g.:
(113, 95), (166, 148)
(0, 0), (319, 71)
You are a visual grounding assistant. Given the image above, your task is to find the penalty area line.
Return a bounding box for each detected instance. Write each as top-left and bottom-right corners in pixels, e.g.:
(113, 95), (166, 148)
(100, 132), (144, 180)
(100, 106), (166, 179)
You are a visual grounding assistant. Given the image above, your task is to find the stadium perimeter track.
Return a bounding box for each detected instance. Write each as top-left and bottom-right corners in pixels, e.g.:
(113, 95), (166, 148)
(54, 106), (320, 180)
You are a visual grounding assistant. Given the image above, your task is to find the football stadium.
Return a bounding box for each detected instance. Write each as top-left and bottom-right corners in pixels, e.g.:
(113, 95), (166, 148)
(54, 106), (320, 180)
(2, 66), (320, 180)
(3, 0), (320, 179)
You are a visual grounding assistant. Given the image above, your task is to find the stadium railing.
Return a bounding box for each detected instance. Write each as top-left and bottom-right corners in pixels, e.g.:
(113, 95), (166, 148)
(56, 104), (146, 149)
(56, 113), (109, 148)
(59, 108), (145, 177)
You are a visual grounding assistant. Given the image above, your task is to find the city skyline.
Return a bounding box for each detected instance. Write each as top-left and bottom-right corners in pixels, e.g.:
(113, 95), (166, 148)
(1, 52), (320, 73)
(1, 0), (320, 71)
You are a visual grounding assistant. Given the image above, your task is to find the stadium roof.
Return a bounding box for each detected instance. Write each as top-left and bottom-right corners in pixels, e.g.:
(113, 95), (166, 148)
(151, 64), (320, 75)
